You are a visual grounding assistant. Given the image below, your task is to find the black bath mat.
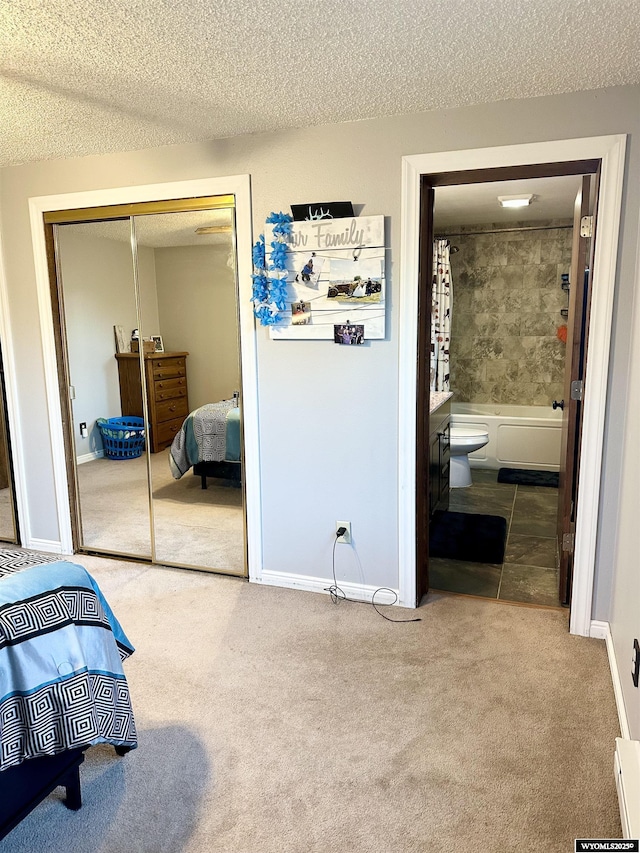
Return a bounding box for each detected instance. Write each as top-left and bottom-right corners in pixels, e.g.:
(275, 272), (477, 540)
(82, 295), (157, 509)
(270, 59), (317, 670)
(497, 468), (559, 488)
(429, 511), (508, 564)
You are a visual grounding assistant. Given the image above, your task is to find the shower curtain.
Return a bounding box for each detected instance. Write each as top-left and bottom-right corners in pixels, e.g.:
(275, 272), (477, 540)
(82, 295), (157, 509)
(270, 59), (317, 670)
(430, 239), (452, 392)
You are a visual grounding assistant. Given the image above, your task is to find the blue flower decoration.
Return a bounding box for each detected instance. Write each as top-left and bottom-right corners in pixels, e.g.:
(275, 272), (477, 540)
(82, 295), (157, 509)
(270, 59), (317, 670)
(254, 305), (274, 325)
(252, 235), (265, 269)
(251, 272), (269, 302)
(268, 276), (288, 310)
(266, 211), (293, 238)
(273, 221), (293, 238)
(265, 211), (291, 225)
(268, 240), (288, 269)
(252, 212), (293, 326)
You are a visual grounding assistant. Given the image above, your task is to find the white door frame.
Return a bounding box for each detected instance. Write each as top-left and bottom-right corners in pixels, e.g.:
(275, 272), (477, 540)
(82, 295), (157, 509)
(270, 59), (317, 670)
(398, 135), (626, 635)
(28, 174), (263, 581)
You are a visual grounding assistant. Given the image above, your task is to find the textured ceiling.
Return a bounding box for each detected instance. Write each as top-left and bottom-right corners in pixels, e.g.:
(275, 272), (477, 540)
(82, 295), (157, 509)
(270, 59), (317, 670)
(67, 209), (234, 246)
(434, 175), (583, 228)
(1, 0), (638, 169)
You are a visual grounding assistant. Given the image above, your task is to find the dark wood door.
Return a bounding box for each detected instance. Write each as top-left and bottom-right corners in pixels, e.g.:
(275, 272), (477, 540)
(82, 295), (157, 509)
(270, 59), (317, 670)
(415, 179), (435, 605)
(416, 161), (600, 610)
(429, 430), (441, 516)
(557, 173), (599, 606)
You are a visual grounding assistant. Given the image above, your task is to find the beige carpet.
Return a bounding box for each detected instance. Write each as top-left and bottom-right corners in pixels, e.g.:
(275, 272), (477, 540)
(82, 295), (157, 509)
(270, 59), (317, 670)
(0, 486), (16, 542)
(3, 556), (621, 852)
(76, 451), (244, 573)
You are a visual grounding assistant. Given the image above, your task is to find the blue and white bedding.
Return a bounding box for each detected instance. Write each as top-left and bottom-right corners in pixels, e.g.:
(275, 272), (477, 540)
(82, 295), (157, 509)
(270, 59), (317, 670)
(169, 399), (241, 479)
(0, 553), (137, 772)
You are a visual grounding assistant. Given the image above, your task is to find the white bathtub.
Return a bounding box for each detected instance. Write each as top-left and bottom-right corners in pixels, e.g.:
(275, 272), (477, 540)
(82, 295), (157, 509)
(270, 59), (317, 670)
(450, 403), (562, 471)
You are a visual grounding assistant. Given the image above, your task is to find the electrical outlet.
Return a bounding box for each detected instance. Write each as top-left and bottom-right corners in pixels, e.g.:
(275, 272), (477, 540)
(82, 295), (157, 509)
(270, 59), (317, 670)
(79, 422), (88, 438)
(336, 521), (351, 544)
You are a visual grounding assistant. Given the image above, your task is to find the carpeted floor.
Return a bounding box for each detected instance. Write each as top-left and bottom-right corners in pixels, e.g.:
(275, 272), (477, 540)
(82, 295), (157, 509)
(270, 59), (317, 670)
(0, 486), (16, 542)
(3, 555), (621, 852)
(76, 451), (244, 573)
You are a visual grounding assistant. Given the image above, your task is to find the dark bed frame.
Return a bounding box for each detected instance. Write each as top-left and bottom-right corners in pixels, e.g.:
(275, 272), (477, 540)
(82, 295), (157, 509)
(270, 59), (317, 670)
(193, 460), (242, 490)
(0, 745), (131, 842)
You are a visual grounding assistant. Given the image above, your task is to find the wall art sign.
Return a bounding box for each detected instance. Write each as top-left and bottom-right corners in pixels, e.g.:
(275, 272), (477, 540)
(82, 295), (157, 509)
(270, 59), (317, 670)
(265, 215), (386, 340)
(290, 201), (355, 221)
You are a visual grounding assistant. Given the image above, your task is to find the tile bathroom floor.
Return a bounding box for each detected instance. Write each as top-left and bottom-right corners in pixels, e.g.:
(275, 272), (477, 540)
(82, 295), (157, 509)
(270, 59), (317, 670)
(429, 468), (561, 607)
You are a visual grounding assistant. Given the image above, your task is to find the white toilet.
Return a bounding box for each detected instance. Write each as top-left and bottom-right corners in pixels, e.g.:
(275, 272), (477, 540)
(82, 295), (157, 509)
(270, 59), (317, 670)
(449, 426), (490, 488)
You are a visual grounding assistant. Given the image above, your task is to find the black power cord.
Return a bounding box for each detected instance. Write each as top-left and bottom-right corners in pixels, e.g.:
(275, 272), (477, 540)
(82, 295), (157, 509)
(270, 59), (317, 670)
(324, 532), (421, 623)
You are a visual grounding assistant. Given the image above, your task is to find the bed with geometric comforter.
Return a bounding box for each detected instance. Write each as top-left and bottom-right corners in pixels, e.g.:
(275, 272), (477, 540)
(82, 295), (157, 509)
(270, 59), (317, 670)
(0, 549), (136, 838)
(169, 399), (241, 488)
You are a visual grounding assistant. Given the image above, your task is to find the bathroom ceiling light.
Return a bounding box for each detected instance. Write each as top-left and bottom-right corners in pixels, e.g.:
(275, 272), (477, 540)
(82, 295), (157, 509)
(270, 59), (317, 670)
(498, 194), (534, 208)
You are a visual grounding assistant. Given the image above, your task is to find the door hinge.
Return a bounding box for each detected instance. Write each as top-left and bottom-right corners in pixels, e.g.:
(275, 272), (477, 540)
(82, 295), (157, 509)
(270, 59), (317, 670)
(570, 380), (583, 401)
(562, 532), (575, 552)
(580, 215), (594, 238)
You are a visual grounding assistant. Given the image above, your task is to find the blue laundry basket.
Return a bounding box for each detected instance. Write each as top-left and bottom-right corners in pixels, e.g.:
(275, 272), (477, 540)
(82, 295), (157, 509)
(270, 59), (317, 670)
(96, 417), (146, 459)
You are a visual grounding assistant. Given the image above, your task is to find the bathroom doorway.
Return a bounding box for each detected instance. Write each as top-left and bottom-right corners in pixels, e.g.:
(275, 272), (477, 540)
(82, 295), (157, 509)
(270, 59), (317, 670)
(416, 163), (600, 610)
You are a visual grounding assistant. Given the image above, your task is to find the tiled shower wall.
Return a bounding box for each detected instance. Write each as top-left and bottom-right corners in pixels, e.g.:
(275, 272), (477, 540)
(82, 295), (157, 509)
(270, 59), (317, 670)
(444, 220), (572, 406)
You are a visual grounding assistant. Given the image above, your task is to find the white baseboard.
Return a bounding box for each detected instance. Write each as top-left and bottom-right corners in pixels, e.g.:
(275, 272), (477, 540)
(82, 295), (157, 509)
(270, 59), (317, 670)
(589, 619), (609, 640)
(76, 450), (104, 465)
(257, 569), (400, 606)
(591, 619), (631, 740)
(24, 537), (69, 555)
(615, 737), (640, 838)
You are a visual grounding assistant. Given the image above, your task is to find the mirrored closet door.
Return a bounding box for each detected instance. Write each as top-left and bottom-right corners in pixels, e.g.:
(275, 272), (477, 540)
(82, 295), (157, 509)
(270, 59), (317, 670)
(49, 197), (246, 575)
(133, 209), (244, 574)
(55, 217), (152, 559)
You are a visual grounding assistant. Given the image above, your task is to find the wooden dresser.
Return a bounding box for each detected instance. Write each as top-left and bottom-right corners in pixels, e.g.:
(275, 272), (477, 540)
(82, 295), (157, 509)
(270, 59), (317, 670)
(115, 352), (189, 453)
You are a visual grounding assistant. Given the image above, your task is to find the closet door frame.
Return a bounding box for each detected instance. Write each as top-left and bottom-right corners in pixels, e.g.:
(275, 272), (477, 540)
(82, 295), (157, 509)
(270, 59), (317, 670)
(0, 232), (29, 546)
(29, 176), (262, 580)
(0, 342), (20, 544)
